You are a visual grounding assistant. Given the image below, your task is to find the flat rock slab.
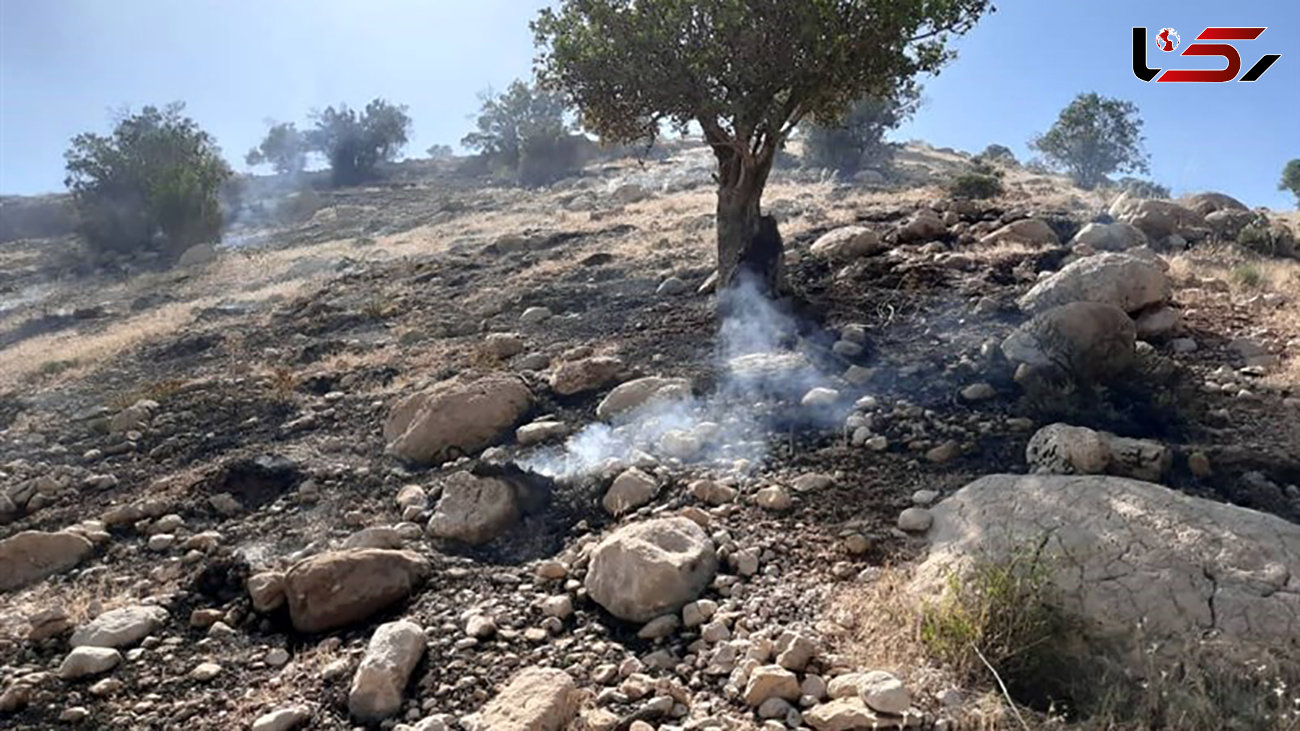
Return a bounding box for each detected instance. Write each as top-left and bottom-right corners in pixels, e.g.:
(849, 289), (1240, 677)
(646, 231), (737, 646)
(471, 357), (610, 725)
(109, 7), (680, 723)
(473, 667), (577, 731)
(70, 605), (168, 649)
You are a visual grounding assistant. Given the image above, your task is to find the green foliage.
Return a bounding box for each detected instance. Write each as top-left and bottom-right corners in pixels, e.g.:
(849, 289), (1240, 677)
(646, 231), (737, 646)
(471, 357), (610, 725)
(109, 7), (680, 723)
(533, 0), (990, 286)
(1231, 263), (1264, 288)
(462, 80), (582, 186)
(1030, 93), (1150, 190)
(920, 548), (1070, 687)
(246, 122), (308, 175)
(1237, 217), (1296, 258)
(802, 87), (920, 176)
(305, 99), (411, 186)
(1116, 176), (1170, 199)
(947, 159), (1004, 199)
(64, 103), (233, 259)
(426, 144), (454, 161)
(1280, 158), (1300, 206)
(977, 143), (1017, 164)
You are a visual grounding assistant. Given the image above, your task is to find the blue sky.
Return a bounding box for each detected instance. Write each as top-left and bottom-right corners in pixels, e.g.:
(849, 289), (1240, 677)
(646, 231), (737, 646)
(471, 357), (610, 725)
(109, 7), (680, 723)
(1, 0), (1297, 207)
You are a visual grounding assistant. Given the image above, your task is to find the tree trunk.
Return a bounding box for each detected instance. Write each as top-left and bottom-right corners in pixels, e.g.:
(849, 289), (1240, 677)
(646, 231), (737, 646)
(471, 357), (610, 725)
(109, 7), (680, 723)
(714, 150), (784, 298)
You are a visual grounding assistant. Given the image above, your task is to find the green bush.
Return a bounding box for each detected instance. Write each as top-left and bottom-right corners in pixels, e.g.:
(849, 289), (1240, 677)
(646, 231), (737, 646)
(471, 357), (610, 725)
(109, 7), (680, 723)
(802, 86), (921, 177)
(1237, 219), (1296, 258)
(462, 80), (583, 186)
(977, 143), (1017, 165)
(64, 103), (232, 259)
(920, 549), (1070, 688)
(947, 172), (1003, 200)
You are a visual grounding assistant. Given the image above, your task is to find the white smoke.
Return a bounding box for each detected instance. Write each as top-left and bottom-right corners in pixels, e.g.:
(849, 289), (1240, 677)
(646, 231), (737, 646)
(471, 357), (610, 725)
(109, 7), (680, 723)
(521, 273), (848, 481)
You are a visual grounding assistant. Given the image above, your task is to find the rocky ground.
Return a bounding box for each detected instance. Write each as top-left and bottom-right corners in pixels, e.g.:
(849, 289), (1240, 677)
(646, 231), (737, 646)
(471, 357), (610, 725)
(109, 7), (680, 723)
(1, 143), (1298, 730)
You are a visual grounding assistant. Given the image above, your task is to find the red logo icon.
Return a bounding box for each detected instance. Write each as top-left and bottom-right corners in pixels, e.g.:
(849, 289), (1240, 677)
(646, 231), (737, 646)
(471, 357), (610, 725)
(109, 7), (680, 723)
(1133, 27), (1282, 82)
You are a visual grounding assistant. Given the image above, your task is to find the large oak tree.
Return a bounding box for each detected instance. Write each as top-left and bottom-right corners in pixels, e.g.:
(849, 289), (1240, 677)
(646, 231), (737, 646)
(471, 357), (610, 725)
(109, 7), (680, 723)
(533, 0), (991, 295)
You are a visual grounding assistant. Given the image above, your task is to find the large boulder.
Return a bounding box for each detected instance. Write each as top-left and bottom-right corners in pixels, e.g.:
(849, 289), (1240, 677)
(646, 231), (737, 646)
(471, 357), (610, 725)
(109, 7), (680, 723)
(283, 549), (429, 633)
(1114, 199), (1208, 242)
(584, 517), (717, 622)
(1017, 252), (1170, 315)
(348, 620), (426, 722)
(383, 375), (532, 465)
(915, 474), (1300, 647)
(426, 472), (519, 545)
(896, 209), (947, 243)
(1001, 302), (1136, 386)
(1026, 423), (1172, 482)
(1205, 208), (1257, 240)
(978, 218), (1059, 247)
(1070, 222), (1148, 252)
(0, 530), (94, 592)
(595, 377), (691, 421)
(473, 667), (578, 731)
(176, 243), (218, 268)
(809, 226), (885, 259)
(1183, 192), (1248, 217)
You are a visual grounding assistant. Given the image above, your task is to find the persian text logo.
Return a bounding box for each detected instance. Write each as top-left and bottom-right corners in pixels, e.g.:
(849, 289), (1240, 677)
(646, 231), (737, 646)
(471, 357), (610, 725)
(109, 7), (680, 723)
(1132, 26), (1281, 82)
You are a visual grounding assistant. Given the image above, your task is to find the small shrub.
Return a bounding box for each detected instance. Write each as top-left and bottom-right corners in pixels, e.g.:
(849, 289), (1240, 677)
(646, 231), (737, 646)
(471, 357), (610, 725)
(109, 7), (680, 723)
(1232, 263), (1265, 289)
(977, 144), (1017, 165)
(947, 171), (1004, 200)
(919, 548), (1071, 691)
(1237, 218), (1297, 258)
(1116, 176), (1170, 199)
(267, 366), (298, 401)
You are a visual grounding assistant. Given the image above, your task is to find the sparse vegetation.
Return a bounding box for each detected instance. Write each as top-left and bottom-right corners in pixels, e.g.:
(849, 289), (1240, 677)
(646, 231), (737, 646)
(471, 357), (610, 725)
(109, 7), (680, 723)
(305, 99), (412, 186)
(801, 86), (921, 177)
(977, 143), (1017, 165)
(1030, 93), (1150, 190)
(533, 0), (992, 293)
(1116, 176), (1170, 199)
(947, 160), (1005, 199)
(64, 103), (233, 260)
(919, 549), (1071, 695)
(1238, 217), (1297, 258)
(461, 80), (585, 186)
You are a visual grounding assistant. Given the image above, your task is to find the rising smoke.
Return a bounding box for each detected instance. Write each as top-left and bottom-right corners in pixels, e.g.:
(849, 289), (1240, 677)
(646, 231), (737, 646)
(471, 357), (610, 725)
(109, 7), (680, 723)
(520, 273), (849, 481)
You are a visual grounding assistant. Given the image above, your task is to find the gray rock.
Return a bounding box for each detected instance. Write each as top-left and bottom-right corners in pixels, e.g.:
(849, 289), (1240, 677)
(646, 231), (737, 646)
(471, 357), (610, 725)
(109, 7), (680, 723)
(585, 517), (717, 622)
(70, 605), (168, 649)
(348, 620), (427, 722)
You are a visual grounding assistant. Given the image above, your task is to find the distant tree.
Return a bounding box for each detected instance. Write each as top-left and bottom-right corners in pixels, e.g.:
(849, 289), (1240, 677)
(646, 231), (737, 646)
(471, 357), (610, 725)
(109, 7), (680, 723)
(64, 103), (232, 258)
(246, 122), (308, 175)
(1280, 159), (1300, 206)
(426, 144), (454, 161)
(306, 99), (412, 186)
(1030, 93), (1149, 191)
(802, 85), (921, 176)
(534, 0), (991, 294)
(462, 80), (582, 186)
(977, 143), (1017, 164)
